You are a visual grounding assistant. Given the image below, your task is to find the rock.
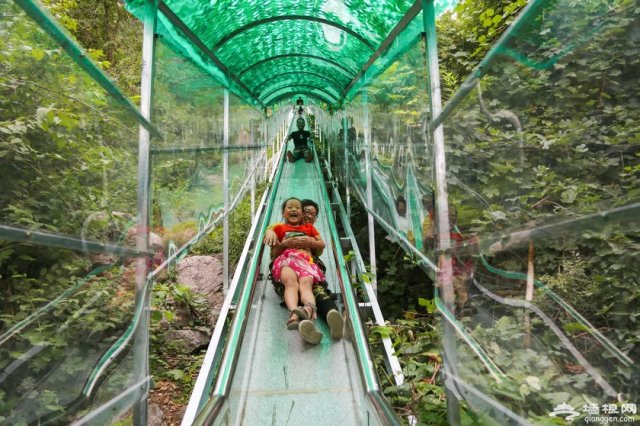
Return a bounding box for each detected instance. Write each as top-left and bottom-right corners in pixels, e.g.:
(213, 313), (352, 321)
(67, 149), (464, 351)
(125, 227), (164, 251)
(176, 256), (223, 306)
(147, 403), (164, 426)
(175, 255), (224, 327)
(166, 329), (211, 354)
(175, 405), (187, 421)
(162, 223), (197, 248)
(90, 252), (118, 266)
(123, 228), (166, 274)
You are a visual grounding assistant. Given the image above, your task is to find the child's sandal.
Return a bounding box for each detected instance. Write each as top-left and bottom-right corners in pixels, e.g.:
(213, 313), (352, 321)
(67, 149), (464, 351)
(291, 307), (309, 321)
(287, 311), (301, 330)
(303, 302), (317, 320)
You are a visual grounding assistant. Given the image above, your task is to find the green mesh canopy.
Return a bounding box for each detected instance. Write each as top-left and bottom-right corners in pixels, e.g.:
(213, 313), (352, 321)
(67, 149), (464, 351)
(124, 0), (457, 109)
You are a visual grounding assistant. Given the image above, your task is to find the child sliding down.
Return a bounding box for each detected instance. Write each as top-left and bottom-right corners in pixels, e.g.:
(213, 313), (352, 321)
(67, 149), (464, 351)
(268, 197), (326, 344)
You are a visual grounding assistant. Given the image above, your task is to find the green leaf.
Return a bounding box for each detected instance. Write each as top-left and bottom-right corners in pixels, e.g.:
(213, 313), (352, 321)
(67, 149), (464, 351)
(31, 48), (45, 60)
(371, 325), (393, 338)
(524, 376), (542, 391)
(418, 297), (435, 313)
(166, 369), (185, 380)
(150, 310), (163, 322)
(561, 189), (577, 204)
(562, 322), (590, 333)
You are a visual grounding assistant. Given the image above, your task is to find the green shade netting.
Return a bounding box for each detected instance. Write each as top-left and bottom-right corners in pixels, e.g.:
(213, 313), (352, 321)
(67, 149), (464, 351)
(124, 0), (457, 108)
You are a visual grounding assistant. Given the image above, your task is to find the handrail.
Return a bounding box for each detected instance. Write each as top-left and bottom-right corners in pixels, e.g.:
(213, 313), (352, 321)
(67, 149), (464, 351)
(0, 224), (153, 258)
(182, 123), (289, 425)
(325, 168), (405, 386)
(181, 188), (271, 425)
(212, 119), (292, 396)
(313, 150), (402, 424)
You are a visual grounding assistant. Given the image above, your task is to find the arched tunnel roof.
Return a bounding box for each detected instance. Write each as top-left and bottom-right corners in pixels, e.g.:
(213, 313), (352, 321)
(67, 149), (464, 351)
(124, 0), (456, 110)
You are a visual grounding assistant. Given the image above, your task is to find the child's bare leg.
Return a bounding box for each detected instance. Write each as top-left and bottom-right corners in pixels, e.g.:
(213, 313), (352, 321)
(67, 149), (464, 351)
(280, 267), (300, 311)
(298, 276), (316, 319)
(297, 276), (322, 344)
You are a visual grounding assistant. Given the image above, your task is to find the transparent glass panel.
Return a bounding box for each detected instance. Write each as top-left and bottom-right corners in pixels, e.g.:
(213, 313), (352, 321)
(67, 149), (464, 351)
(151, 39), (265, 255)
(151, 39), (226, 249)
(343, 41), (432, 254)
(431, 0), (640, 421)
(0, 242), (139, 424)
(0, 2), (142, 248)
(228, 91), (265, 216)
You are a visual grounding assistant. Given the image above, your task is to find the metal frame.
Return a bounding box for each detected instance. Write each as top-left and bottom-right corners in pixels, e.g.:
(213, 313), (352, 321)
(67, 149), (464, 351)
(267, 91), (335, 107)
(260, 84), (339, 104)
(212, 15), (376, 51)
(422, 1), (459, 424)
(158, 1), (264, 108)
(427, 0), (546, 132)
(362, 93), (378, 294)
(223, 89), (230, 294)
(150, 144), (266, 155)
(343, 0), (423, 97)
(253, 71), (346, 99)
(342, 114), (351, 217)
(238, 53), (355, 78)
(0, 224), (152, 257)
(133, 1), (158, 424)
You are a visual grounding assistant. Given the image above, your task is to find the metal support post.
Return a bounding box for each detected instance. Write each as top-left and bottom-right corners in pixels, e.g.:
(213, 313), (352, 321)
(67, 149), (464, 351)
(343, 114), (350, 218)
(250, 122), (256, 220)
(134, 1), (157, 424)
(363, 93), (378, 294)
(263, 119), (269, 179)
(223, 90), (229, 294)
(283, 121), (287, 152)
(271, 120), (276, 175)
(423, 0), (459, 424)
(319, 115), (323, 156)
(328, 114), (332, 172)
(251, 154), (256, 221)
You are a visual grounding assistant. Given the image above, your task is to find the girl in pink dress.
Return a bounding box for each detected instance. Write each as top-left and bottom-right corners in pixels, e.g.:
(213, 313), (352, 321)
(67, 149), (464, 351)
(267, 197), (325, 344)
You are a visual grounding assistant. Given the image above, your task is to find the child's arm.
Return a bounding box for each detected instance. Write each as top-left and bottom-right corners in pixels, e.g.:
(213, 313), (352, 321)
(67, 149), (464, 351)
(263, 223), (279, 246)
(309, 235), (325, 254)
(269, 237), (297, 258)
(304, 226), (325, 253)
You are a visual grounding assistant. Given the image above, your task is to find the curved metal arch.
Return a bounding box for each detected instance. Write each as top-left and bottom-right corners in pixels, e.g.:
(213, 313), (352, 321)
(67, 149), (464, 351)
(260, 84), (339, 105)
(253, 71), (345, 99)
(267, 91), (335, 107)
(239, 54), (355, 79)
(212, 16), (375, 52)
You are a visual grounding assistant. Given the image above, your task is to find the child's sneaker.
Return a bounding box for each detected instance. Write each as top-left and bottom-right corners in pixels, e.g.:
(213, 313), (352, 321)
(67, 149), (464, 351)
(298, 320), (322, 345)
(326, 309), (344, 340)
